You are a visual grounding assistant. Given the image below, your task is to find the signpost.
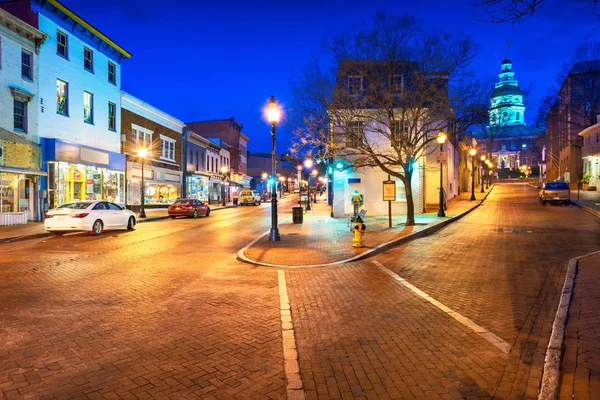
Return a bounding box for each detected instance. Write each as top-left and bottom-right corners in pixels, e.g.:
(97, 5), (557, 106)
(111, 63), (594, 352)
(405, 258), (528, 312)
(383, 177), (396, 228)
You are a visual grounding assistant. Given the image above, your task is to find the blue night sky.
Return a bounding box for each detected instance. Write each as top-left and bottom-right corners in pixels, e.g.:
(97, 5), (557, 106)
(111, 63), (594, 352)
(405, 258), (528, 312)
(63, 0), (599, 154)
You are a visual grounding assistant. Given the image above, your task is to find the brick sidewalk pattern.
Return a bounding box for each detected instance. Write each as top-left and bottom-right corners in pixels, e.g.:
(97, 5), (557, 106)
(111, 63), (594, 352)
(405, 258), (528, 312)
(559, 253), (600, 400)
(243, 188), (493, 266)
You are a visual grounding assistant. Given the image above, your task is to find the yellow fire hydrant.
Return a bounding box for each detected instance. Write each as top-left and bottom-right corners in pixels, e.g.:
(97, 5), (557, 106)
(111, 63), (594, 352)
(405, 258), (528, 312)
(351, 217), (366, 248)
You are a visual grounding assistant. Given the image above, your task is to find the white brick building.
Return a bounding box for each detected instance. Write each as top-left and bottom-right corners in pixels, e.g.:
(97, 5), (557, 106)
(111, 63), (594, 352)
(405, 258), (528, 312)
(0, 8), (46, 223)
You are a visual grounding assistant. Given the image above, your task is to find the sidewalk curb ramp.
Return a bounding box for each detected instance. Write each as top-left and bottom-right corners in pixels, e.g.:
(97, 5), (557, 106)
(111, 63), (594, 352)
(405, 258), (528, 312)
(537, 249), (600, 400)
(236, 186), (495, 268)
(0, 205), (238, 244)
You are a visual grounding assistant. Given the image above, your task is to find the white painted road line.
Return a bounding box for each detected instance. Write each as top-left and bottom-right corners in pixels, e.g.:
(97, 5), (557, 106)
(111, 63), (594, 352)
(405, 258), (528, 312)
(277, 270), (305, 400)
(372, 260), (511, 355)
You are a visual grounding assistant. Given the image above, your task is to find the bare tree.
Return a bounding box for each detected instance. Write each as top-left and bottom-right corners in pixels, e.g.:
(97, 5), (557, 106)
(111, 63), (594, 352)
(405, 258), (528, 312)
(471, 0), (600, 35)
(290, 13), (481, 226)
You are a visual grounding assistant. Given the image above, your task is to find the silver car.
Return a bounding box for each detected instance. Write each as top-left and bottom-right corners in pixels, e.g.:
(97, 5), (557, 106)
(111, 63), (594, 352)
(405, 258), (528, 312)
(540, 181), (570, 206)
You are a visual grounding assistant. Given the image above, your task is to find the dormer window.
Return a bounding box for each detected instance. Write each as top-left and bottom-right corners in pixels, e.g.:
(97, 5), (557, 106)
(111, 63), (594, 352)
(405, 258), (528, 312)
(348, 76), (363, 96)
(391, 75), (403, 94)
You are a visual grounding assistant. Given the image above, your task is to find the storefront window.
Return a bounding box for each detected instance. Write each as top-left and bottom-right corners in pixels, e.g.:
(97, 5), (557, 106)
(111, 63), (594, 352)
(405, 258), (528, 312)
(187, 175), (209, 202)
(0, 173), (30, 213)
(49, 161), (124, 208)
(127, 180), (180, 205)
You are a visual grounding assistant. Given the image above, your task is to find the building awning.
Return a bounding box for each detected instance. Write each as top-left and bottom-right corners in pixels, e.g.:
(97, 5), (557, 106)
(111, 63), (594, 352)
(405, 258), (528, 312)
(0, 166), (46, 176)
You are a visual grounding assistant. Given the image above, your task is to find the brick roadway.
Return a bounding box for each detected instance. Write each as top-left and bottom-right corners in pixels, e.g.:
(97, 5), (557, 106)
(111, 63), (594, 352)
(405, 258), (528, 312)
(244, 188), (493, 266)
(0, 203), (292, 399)
(560, 253), (600, 400)
(368, 183), (600, 398)
(0, 184), (598, 399)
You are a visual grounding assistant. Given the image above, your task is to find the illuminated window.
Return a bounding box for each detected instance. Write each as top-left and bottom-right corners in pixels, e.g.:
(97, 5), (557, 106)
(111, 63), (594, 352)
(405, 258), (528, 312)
(84, 91), (93, 123)
(585, 101), (592, 117)
(108, 62), (116, 84)
(84, 47), (93, 72)
(57, 31), (67, 58)
(56, 79), (68, 115)
(108, 102), (116, 131)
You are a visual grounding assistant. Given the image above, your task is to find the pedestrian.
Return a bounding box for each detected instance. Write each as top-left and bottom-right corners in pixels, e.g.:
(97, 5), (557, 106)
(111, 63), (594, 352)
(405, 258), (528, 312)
(351, 190), (362, 217)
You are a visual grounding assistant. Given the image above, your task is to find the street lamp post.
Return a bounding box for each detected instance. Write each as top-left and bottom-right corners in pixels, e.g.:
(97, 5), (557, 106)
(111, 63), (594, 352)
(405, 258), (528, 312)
(265, 96), (281, 242)
(304, 159), (313, 210)
(480, 155), (486, 193)
(311, 169), (318, 203)
(138, 148), (148, 218)
(486, 160), (492, 189)
(469, 148), (477, 201)
(436, 132), (446, 217)
(220, 165), (229, 206)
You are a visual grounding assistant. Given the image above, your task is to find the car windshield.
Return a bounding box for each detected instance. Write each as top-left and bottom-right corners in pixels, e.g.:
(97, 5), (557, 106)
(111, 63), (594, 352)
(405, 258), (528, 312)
(57, 202), (91, 210)
(172, 200), (191, 205)
(545, 182), (569, 190)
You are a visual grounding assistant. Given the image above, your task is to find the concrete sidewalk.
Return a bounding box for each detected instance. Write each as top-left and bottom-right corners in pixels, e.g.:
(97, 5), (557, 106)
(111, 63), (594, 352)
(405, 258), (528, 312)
(572, 190), (600, 217)
(239, 185), (494, 267)
(0, 203), (238, 243)
(559, 252), (600, 400)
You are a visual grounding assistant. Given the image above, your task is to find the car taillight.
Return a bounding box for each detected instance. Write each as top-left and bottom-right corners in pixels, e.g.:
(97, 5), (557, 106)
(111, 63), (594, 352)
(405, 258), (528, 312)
(71, 213), (89, 218)
(188, 207), (194, 210)
(568, 189), (570, 195)
(542, 190), (545, 195)
(45, 214), (54, 219)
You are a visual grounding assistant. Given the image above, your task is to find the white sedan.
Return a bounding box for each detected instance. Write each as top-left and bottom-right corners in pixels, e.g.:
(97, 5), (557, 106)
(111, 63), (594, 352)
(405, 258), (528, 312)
(44, 200), (136, 235)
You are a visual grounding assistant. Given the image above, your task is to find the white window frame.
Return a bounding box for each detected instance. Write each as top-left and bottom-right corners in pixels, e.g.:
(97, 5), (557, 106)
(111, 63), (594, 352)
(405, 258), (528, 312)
(348, 76), (363, 96)
(160, 135), (176, 162)
(132, 124), (153, 155)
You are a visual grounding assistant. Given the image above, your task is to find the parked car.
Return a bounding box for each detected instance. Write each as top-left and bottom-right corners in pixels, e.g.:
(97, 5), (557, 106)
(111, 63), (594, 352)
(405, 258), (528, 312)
(168, 199), (210, 218)
(540, 181), (571, 206)
(44, 200), (136, 235)
(239, 190), (261, 206)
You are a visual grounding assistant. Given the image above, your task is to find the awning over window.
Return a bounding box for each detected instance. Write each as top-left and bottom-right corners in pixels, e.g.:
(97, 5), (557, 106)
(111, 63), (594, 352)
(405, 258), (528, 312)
(0, 166), (46, 176)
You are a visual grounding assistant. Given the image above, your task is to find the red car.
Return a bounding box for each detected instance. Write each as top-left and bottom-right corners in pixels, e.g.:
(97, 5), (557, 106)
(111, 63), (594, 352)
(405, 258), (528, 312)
(168, 199), (210, 218)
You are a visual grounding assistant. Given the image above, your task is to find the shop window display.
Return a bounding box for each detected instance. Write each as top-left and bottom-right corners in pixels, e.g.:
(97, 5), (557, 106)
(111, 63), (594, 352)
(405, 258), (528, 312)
(0, 173), (30, 213)
(48, 161), (124, 208)
(186, 176), (209, 202)
(127, 180), (180, 205)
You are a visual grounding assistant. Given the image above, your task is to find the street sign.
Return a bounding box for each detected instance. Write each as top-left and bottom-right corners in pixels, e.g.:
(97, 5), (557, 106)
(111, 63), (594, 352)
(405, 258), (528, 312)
(437, 152), (446, 163)
(383, 180), (396, 201)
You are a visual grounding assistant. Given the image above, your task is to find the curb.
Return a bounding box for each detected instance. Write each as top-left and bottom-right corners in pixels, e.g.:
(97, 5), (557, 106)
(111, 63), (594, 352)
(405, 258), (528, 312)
(0, 204), (239, 245)
(538, 250), (600, 400)
(236, 186), (495, 268)
(571, 200), (600, 218)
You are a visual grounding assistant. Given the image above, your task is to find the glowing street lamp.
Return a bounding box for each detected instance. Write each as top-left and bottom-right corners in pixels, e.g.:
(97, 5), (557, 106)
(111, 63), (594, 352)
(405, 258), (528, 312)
(469, 148), (477, 201)
(137, 147), (148, 218)
(265, 96), (281, 242)
(436, 132), (447, 217)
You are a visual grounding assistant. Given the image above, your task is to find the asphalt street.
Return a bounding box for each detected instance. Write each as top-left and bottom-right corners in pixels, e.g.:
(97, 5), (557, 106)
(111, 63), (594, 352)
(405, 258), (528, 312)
(0, 184), (598, 399)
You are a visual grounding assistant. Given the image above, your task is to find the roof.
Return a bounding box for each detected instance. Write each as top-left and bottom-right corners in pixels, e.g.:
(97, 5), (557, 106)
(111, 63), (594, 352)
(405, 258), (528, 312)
(569, 60), (600, 75)
(501, 59), (511, 65)
(45, 0), (131, 59)
(492, 84), (522, 98)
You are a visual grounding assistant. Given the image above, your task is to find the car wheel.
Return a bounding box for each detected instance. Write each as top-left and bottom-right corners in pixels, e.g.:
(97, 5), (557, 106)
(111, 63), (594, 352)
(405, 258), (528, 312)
(170, 216), (177, 219)
(258, 201), (261, 205)
(192, 209), (198, 218)
(566, 200), (571, 206)
(542, 201), (546, 206)
(55, 232), (65, 236)
(127, 216), (136, 230)
(205, 209), (210, 217)
(92, 219), (103, 235)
